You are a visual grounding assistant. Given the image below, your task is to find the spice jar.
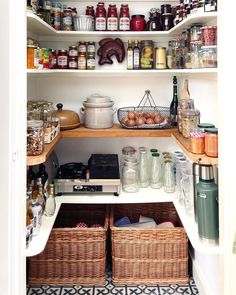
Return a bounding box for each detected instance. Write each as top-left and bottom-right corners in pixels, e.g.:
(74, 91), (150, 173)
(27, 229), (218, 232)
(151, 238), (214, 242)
(107, 4), (118, 31)
(140, 40), (154, 69)
(182, 109), (200, 138)
(201, 26), (217, 45)
(27, 120), (44, 156)
(122, 158), (140, 193)
(130, 15), (146, 31)
(57, 50), (68, 69)
(119, 4), (130, 31)
(200, 45), (217, 68)
(177, 98), (195, 133)
(190, 127), (205, 154)
(205, 127), (218, 157)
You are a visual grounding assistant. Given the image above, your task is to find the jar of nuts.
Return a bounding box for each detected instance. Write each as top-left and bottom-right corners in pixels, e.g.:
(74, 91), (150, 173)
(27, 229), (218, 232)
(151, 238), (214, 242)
(27, 120), (44, 156)
(181, 109), (200, 138)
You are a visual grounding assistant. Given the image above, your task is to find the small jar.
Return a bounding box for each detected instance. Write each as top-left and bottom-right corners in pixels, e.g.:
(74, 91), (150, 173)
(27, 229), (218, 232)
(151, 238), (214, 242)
(86, 54), (95, 70)
(190, 41), (202, 68)
(130, 15), (146, 31)
(69, 45), (78, 57)
(201, 26), (217, 45)
(190, 24), (203, 42)
(57, 50), (68, 69)
(27, 120), (44, 156)
(63, 8), (73, 31)
(49, 49), (57, 69)
(122, 158), (140, 193)
(161, 13), (174, 31)
(119, 4), (130, 31)
(200, 45), (217, 68)
(68, 56), (78, 69)
(182, 109), (200, 138)
(78, 41), (87, 54)
(78, 54), (86, 70)
(140, 40), (154, 69)
(189, 127), (205, 154)
(87, 41), (96, 55)
(205, 127), (218, 157)
(155, 47), (167, 69)
(86, 5), (95, 17)
(27, 45), (37, 69)
(107, 4), (118, 31)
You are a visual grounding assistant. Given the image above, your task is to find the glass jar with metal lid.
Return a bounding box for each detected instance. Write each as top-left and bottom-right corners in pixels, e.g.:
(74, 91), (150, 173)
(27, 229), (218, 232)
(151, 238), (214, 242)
(140, 40), (154, 69)
(182, 109), (200, 138)
(177, 98), (195, 134)
(27, 120), (44, 156)
(205, 127), (218, 157)
(200, 45), (217, 68)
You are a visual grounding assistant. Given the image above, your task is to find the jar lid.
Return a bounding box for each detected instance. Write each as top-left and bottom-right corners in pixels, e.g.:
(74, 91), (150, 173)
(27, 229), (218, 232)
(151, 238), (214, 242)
(58, 49), (68, 53)
(201, 45), (217, 49)
(205, 127), (218, 134)
(152, 152), (160, 157)
(150, 148), (158, 152)
(201, 25), (217, 29)
(122, 146), (136, 155)
(191, 23), (203, 28)
(131, 14), (145, 18)
(198, 123), (215, 128)
(27, 120), (44, 128)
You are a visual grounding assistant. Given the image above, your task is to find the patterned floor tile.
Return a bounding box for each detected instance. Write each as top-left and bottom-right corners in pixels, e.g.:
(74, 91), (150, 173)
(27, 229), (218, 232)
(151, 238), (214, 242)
(76, 286), (93, 295)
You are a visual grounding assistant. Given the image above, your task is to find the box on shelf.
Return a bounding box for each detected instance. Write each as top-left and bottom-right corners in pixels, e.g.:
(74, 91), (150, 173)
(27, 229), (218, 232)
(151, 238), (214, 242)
(28, 204), (109, 285)
(110, 202), (189, 285)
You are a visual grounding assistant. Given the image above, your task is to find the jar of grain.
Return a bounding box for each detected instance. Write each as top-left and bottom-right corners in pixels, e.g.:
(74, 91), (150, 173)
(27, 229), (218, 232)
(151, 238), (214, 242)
(182, 109), (200, 138)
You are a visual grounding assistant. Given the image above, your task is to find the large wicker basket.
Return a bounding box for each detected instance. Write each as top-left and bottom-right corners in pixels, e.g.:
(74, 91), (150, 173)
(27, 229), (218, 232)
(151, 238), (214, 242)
(28, 204), (109, 286)
(110, 203), (189, 285)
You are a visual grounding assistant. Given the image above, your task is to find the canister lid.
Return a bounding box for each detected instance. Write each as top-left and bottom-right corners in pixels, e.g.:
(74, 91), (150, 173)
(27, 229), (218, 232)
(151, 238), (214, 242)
(27, 120), (44, 128)
(152, 152), (160, 157)
(205, 127), (218, 134)
(198, 123), (215, 129)
(199, 164), (215, 181)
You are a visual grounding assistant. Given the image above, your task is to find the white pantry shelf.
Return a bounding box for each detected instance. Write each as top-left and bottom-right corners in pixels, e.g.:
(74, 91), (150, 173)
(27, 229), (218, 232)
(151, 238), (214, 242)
(27, 10), (217, 40)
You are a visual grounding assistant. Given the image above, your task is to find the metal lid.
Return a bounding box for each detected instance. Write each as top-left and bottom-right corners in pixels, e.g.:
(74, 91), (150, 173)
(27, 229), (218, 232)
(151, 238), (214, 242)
(198, 123), (215, 129)
(199, 164), (214, 181)
(152, 152), (160, 157)
(205, 127), (218, 134)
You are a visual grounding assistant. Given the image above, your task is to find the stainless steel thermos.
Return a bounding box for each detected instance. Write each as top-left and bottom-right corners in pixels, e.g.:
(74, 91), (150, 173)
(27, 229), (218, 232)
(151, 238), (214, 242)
(196, 164), (219, 245)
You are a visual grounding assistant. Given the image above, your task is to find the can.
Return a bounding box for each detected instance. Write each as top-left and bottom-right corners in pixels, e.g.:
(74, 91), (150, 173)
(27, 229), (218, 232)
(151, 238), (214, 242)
(140, 40), (154, 69)
(155, 47), (167, 69)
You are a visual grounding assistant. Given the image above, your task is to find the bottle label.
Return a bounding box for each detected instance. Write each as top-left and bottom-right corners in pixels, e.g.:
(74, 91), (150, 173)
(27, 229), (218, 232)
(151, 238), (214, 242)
(96, 17), (106, 30)
(119, 17), (130, 30)
(69, 60), (78, 69)
(58, 56), (68, 66)
(107, 17), (118, 30)
(69, 49), (78, 57)
(198, 192), (207, 199)
(87, 58), (95, 69)
(127, 50), (133, 69)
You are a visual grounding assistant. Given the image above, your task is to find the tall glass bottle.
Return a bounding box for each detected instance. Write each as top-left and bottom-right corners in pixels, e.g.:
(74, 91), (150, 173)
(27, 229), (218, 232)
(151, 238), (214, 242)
(31, 186), (42, 236)
(44, 184), (56, 217)
(170, 75), (178, 126)
(138, 147), (149, 187)
(36, 164), (48, 199)
(127, 40), (133, 70)
(150, 153), (163, 189)
(37, 184), (46, 212)
(133, 40), (140, 70)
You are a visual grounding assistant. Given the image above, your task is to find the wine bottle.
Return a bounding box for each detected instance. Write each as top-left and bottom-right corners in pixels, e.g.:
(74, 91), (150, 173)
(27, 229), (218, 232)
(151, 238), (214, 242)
(170, 76), (178, 126)
(127, 40), (133, 70)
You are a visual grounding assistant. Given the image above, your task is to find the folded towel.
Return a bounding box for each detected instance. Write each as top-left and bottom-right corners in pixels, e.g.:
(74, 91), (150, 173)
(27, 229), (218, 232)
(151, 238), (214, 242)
(139, 215), (156, 223)
(119, 220), (157, 228)
(114, 216), (131, 227)
(156, 221), (175, 228)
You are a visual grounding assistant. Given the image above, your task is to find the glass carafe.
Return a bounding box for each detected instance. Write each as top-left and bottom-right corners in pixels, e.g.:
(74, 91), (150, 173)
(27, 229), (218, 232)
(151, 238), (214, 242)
(122, 158), (140, 193)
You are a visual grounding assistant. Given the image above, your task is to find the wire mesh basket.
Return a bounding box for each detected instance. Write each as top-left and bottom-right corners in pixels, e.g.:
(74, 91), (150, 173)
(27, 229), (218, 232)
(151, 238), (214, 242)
(117, 90), (174, 129)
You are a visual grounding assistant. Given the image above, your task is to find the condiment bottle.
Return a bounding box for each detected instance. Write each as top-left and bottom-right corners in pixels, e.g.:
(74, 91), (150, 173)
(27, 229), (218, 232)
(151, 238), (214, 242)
(95, 2), (106, 31)
(57, 49), (68, 69)
(133, 40), (140, 70)
(119, 4), (130, 31)
(127, 40), (133, 70)
(107, 4), (118, 31)
(138, 147), (149, 188)
(44, 184), (56, 217)
(49, 49), (57, 69)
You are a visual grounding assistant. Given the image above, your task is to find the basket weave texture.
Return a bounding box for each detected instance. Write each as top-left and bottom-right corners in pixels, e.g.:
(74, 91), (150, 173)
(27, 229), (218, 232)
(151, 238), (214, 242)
(28, 204), (109, 286)
(110, 202), (189, 285)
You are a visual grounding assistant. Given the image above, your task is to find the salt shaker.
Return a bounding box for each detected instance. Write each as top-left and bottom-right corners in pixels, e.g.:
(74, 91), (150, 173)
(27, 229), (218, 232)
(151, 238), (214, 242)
(163, 160), (175, 193)
(150, 153), (163, 189)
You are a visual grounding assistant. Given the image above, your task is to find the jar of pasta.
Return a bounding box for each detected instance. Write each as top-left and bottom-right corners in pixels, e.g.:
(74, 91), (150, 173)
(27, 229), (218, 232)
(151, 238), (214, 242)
(182, 109), (200, 138)
(205, 128), (218, 157)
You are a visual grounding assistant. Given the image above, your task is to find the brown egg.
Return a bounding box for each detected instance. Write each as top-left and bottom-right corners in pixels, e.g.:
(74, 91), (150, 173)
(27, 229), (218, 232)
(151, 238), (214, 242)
(128, 112), (136, 120)
(127, 119), (136, 127)
(136, 117), (145, 126)
(146, 118), (155, 124)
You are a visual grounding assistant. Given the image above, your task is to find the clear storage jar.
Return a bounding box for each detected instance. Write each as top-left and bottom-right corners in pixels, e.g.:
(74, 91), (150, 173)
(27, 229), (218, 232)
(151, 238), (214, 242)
(190, 24), (203, 42)
(190, 41), (201, 68)
(200, 46), (217, 68)
(27, 120), (44, 156)
(182, 109), (200, 138)
(122, 158), (140, 193)
(177, 98), (195, 134)
(201, 26), (217, 46)
(189, 127), (205, 154)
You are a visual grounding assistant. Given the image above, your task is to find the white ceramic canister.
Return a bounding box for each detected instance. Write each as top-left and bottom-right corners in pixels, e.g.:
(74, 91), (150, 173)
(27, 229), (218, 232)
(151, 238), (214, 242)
(81, 94), (116, 129)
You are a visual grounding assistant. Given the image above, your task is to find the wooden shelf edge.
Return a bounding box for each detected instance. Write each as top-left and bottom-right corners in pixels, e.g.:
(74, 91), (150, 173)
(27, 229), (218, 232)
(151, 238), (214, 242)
(27, 133), (62, 166)
(61, 124), (177, 138)
(171, 131), (218, 165)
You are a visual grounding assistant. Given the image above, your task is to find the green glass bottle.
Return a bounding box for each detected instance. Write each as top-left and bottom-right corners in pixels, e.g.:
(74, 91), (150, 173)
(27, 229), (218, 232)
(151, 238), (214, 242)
(169, 76), (178, 126)
(196, 164), (219, 245)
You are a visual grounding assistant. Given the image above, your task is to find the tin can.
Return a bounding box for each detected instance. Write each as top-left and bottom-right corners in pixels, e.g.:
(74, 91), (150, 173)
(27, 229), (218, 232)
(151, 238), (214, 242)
(155, 47), (167, 69)
(140, 40), (154, 69)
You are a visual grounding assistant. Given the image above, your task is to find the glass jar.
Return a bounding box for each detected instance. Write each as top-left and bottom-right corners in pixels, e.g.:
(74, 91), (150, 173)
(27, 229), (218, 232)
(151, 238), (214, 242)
(107, 4), (118, 31)
(122, 158), (140, 193)
(182, 109), (200, 138)
(27, 120), (44, 156)
(78, 53), (86, 70)
(63, 8), (72, 31)
(130, 15), (146, 31)
(27, 45), (37, 69)
(155, 47), (167, 69)
(68, 56), (78, 69)
(140, 40), (154, 69)
(86, 5), (95, 17)
(86, 54), (95, 70)
(57, 50), (68, 69)
(146, 8), (162, 31)
(138, 147), (149, 187)
(49, 49), (57, 69)
(200, 45), (217, 68)
(205, 127), (218, 157)
(69, 45), (78, 57)
(119, 4), (130, 31)
(161, 13), (174, 31)
(201, 26), (217, 45)
(189, 127), (205, 154)
(78, 41), (87, 55)
(177, 98), (195, 133)
(190, 41), (201, 68)
(190, 24), (203, 42)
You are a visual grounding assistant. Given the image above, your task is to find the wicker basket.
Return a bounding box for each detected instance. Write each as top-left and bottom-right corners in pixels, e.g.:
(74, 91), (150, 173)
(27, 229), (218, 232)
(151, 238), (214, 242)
(28, 204), (109, 286)
(110, 203), (189, 285)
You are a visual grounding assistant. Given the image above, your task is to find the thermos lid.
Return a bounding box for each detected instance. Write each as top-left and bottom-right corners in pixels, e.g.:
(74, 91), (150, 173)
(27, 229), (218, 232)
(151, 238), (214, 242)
(199, 164), (214, 181)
